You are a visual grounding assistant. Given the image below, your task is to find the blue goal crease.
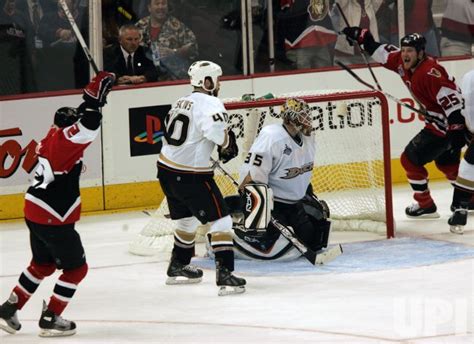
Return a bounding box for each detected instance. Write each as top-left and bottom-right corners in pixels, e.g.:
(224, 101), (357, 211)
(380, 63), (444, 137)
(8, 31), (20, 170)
(192, 237), (474, 276)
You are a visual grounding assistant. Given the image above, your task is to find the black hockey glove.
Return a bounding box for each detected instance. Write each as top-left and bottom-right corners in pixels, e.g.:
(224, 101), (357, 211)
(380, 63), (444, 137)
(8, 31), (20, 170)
(218, 129), (238, 164)
(342, 26), (375, 46)
(83, 71), (115, 108)
(447, 109), (468, 150)
(447, 128), (468, 150)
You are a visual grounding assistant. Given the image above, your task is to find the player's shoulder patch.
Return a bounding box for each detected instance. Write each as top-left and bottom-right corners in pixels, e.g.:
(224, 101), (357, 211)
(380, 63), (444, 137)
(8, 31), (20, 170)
(427, 67), (442, 78)
(64, 124), (80, 138)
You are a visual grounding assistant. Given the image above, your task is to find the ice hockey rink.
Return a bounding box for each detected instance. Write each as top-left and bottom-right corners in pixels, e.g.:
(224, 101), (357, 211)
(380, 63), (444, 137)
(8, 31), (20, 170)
(0, 181), (473, 343)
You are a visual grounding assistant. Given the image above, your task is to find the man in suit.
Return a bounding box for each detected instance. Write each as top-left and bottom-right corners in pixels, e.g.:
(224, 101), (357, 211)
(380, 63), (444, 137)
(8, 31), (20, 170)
(104, 24), (157, 85)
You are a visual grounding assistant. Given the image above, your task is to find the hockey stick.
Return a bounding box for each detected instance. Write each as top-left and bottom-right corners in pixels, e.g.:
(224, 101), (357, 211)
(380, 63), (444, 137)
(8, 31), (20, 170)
(58, 0), (99, 74)
(335, 3), (382, 91)
(336, 60), (428, 116)
(210, 158), (342, 265)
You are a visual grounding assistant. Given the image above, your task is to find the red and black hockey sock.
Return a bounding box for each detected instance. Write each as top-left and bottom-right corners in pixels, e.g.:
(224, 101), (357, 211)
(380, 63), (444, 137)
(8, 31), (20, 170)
(12, 261), (55, 310)
(48, 263), (88, 315)
(435, 162), (459, 183)
(401, 152), (434, 208)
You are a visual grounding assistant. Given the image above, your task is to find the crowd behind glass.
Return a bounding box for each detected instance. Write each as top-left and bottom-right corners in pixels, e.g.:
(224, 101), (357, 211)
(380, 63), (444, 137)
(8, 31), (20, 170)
(0, 0), (472, 96)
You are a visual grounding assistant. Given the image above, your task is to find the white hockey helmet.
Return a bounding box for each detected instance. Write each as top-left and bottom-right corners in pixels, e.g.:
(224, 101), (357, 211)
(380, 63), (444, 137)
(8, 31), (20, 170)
(188, 60), (222, 92)
(281, 98), (313, 135)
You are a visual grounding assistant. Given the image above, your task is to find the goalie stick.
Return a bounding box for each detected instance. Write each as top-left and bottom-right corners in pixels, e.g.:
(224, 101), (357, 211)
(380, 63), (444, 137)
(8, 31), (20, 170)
(59, 0), (99, 74)
(335, 3), (382, 91)
(336, 60), (428, 117)
(210, 158), (343, 265)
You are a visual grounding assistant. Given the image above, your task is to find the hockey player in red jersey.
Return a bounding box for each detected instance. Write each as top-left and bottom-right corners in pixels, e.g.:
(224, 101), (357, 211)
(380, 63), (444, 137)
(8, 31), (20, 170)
(342, 28), (466, 218)
(0, 72), (115, 337)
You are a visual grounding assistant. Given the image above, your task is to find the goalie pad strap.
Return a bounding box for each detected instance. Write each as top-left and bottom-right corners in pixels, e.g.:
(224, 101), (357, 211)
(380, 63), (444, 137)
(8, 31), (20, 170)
(243, 184), (273, 230)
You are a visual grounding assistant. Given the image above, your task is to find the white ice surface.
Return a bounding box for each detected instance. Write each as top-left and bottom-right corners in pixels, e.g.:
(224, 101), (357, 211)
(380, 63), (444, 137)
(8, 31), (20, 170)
(0, 181), (473, 343)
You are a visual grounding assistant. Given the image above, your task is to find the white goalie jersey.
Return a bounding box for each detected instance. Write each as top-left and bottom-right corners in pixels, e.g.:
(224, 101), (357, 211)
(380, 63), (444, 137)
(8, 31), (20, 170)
(159, 92), (228, 172)
(239, 124), (316, 203)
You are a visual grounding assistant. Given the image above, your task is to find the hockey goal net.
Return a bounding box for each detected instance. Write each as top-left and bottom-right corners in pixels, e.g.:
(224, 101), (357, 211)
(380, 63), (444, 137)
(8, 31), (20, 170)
(129, 90), (394, 256)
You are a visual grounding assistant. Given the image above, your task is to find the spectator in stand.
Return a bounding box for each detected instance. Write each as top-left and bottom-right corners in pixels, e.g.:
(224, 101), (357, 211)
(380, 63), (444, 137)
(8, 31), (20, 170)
(16, 0), (55, 48)
(36, 0), (89, 91)
(101, 0), (139, 51)
(0, 0), (33, 94)
(380, 0), (440, 57)
(135, 0), (198, 80)
(440, 0), (473, 57)
(331, 0), (383, 65)
(104, 24), (158, 85)
(277, 0), (337, 69)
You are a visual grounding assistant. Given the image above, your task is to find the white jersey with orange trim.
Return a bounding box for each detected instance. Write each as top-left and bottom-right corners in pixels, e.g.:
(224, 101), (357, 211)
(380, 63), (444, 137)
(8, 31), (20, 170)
(239, 124), (316, 204)
(159, 92), (228, 172)
(462, 70), (474, 133)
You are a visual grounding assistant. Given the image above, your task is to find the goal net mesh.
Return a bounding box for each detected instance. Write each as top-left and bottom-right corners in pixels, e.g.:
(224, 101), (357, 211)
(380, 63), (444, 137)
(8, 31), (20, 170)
(129, 90), (392, 256)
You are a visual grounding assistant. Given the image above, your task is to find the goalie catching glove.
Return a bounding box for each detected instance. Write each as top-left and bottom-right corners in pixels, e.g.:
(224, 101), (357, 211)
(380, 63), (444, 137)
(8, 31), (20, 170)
(83, 71), (115, 108)
(218, 129), (238, 163)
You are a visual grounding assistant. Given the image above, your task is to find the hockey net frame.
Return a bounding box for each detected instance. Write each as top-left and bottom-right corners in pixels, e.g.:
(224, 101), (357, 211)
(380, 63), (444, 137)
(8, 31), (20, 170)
(129, 90), (394, 256)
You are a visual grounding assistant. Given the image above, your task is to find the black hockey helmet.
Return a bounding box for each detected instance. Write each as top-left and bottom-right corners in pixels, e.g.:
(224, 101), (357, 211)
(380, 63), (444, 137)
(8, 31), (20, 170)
(54, 107), (80, 128)
(400, 33), (426, 52)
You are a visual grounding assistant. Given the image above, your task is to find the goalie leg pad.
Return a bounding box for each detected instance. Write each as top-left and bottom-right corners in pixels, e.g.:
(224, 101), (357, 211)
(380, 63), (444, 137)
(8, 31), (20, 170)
(243, 184), (273, 230)
(295, 197), (332, 251)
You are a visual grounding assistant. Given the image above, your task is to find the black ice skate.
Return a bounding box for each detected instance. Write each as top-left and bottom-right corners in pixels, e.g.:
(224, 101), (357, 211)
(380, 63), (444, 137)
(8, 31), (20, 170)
(38, 300), (76, 337)
(448, 207), (467, 235)
(166, 259), (203, 285)
(0, 293), (21, 334)
(405, 203), (439, 218)
(216, 266), (246, 296)
(450, 202), (474, 212)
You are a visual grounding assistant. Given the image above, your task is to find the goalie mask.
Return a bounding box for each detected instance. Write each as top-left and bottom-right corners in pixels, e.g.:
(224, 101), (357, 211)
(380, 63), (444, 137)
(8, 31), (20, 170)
(188, 60), (222, 94)
(281, 98), (313, 136)
(54, 107), (80, 128)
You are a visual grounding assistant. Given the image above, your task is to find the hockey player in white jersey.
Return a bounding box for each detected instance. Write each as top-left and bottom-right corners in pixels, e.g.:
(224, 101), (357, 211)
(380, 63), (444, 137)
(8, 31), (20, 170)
(233, 98), (332, 260)
(157, 60), (246, 295)
(449, 69), (474, 234)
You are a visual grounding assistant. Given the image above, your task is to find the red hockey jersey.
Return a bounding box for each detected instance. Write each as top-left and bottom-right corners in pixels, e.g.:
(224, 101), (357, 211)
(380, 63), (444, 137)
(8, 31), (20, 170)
(372, 45), (464, 135)
(24, 120), (100, 225)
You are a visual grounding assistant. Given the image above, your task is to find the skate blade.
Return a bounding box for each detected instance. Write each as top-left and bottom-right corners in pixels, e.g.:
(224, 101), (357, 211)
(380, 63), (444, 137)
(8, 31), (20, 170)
(449, 225), (464, 235)
(166, 276), (202, 285)
(406, 212), (440, 219)
(315, 244), (343, 265)
(0, 319), (18, 334)
(218, 285), (246, 296)
(38, 328), (76, 337)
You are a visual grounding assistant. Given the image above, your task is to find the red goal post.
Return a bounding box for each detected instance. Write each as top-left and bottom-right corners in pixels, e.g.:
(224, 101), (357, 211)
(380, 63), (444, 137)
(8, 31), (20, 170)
(128, 90), (394, 256)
